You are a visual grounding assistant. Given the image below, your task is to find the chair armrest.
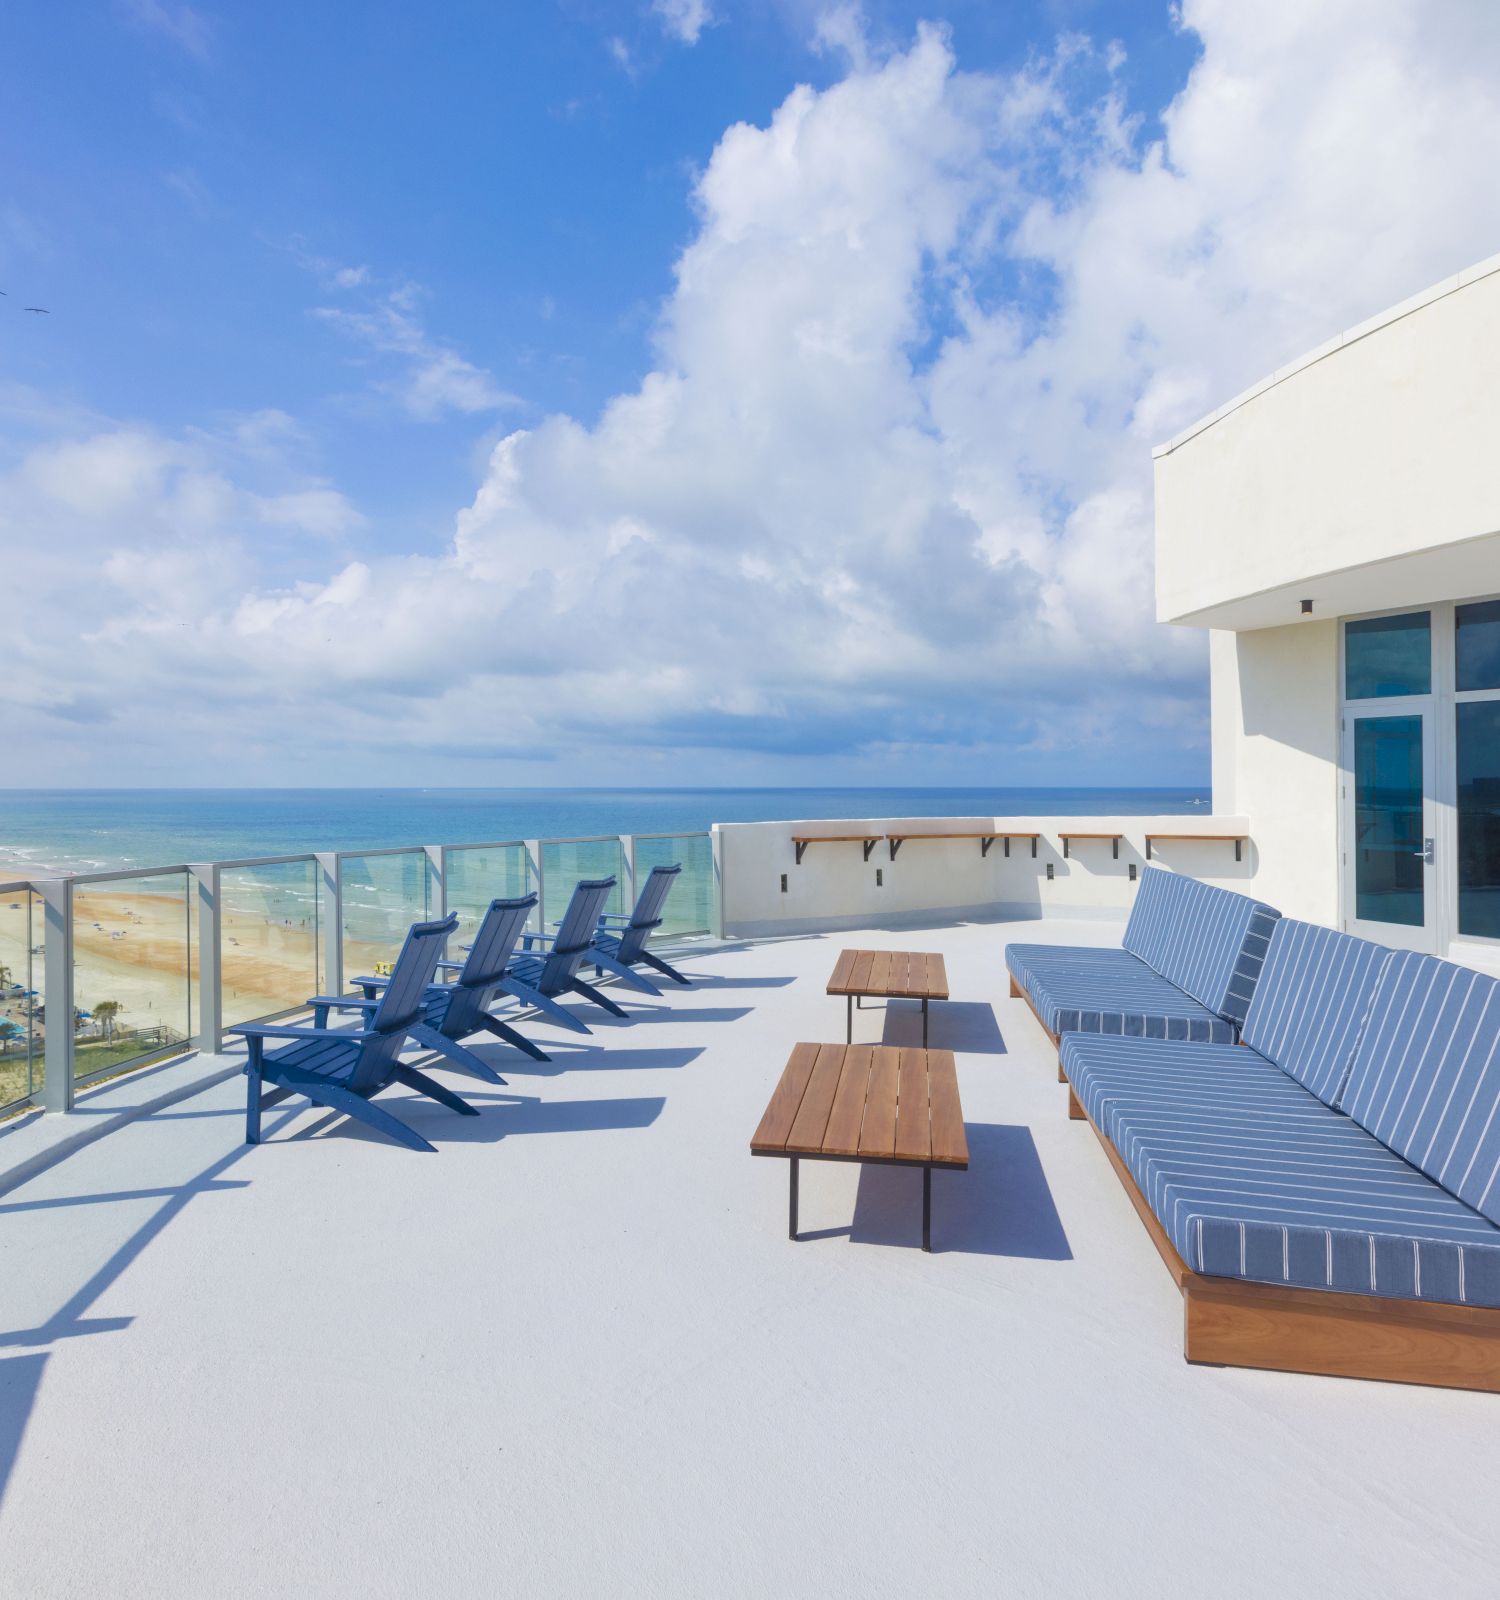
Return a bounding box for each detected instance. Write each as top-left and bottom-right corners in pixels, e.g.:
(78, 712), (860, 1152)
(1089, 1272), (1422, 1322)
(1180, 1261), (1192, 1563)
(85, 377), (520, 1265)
(349, 974), (391, 990)
(521, 932), (556, 949)
(229, 1022), (378, 1043)
(309, 994), (380, 1011)
(435, 960), (466, 973)
(596, 914), (633, 926)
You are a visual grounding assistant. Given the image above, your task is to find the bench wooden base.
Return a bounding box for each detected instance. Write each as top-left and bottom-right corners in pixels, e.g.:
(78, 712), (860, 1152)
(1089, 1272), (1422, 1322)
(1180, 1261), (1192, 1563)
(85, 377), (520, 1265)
(1076, 1089), (1500, 1392)
(1008, 976), (1068, 1080)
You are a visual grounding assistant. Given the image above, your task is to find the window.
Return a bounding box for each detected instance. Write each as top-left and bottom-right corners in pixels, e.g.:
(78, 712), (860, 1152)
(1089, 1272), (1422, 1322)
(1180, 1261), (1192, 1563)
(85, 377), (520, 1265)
(1344, 611), (1431, 699)
(1456, 599), (1500, 692)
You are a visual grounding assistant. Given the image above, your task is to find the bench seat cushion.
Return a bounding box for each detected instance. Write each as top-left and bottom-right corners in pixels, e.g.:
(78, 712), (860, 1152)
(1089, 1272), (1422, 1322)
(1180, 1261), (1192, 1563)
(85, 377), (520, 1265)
(1062, 1034), (1500, 1308)
(1006, 944), (1237, 1044)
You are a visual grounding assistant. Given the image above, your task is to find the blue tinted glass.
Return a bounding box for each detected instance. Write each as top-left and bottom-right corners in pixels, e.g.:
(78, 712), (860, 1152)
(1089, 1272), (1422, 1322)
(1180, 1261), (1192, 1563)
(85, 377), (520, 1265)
(1458, 701), (1500, 940)
(1345, 612), (1431, 699)
(1456, 599), (1500, 692)
(1353, 716), (1424, 927)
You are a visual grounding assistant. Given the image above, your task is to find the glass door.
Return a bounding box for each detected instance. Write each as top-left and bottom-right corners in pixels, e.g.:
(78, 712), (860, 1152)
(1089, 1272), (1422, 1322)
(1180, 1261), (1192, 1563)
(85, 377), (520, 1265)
(1344, 709), (1438, 951)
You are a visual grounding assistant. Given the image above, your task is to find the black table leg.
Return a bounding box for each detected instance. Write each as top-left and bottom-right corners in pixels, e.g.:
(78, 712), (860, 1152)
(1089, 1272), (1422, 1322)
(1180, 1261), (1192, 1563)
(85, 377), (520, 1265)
(922, 997), (929, 1047)
(789, 1156), (800, 1240)
(922, 1165), (932, 1252)
(846, 994), (853, 1043)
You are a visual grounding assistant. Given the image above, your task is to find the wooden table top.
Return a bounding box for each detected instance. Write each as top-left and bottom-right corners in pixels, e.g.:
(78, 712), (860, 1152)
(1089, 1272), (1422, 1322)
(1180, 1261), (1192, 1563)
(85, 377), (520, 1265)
(751, 1042), (968, 1168)
(826, 948), (949, 1001)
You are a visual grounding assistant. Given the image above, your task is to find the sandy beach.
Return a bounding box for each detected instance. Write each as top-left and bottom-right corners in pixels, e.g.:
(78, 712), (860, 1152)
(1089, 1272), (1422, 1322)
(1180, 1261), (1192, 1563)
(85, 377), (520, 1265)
(1, 890), (401, 1041)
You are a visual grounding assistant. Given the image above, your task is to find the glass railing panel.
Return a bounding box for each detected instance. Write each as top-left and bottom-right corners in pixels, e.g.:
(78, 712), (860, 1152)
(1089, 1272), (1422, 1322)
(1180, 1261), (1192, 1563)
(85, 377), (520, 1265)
(72, 870), (193, 1081)
(219, 858), (323, 1026)
(444, 844), (533, 947)
(632, 835), (713, 935)
(541, 838), (628, 929)
(0, 889), (43, 1110)
(340, 850), (437, 980)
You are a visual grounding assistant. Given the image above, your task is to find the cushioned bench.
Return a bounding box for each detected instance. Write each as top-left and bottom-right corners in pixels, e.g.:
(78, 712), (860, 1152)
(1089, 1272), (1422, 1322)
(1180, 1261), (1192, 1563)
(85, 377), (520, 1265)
(1059, 918), (1500, 1390)
(1007, 867), (1280, 1070)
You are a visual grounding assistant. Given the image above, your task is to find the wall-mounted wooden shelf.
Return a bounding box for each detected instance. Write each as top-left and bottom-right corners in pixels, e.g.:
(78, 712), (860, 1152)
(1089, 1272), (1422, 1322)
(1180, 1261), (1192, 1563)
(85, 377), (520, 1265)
(1058, 832), (1123, 860)
(1144, 833), (1248, 862)
(884, 831), (1009, 860)
(791, 834), (882, 865)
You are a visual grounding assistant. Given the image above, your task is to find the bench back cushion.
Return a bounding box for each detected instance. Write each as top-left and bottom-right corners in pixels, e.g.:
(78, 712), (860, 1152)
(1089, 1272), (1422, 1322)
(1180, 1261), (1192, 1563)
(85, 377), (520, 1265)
(1122, 867), (1281, 1026)
(1342, 952), (1500, 1225)
(1240, 919), (1392, 1106)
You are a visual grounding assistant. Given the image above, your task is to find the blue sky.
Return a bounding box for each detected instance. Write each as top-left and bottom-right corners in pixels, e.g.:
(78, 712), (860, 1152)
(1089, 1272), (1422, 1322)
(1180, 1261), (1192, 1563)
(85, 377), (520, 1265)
(4, 2), (1499, 786)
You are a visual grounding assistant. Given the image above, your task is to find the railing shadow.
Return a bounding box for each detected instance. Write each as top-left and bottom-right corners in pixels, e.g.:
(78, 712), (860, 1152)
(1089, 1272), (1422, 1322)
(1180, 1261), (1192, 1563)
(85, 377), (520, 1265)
(284, 1090), (665, 1148)
(0, 1353), (47, 1508)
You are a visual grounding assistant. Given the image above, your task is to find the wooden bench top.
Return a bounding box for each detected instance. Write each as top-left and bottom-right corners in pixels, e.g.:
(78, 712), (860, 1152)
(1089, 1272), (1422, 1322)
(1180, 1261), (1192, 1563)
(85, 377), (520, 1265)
(751, 1042), (968, 1168)
(884, 831), (1002, 841)
(1056, 831), (1123, 840)
(826, 949), (949, 1000)
(789, 833), (883, 844)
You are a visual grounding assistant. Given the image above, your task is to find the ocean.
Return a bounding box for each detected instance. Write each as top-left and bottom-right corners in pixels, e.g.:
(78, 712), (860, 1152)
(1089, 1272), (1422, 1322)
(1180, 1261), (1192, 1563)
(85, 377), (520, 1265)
(0, 786), (1208, 876)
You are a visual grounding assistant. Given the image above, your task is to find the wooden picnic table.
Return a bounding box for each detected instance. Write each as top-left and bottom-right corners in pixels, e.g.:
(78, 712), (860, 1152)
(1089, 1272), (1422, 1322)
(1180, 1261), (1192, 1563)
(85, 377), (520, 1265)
(751, 1042), (969, 1251)
(826, 948), (949, 1046)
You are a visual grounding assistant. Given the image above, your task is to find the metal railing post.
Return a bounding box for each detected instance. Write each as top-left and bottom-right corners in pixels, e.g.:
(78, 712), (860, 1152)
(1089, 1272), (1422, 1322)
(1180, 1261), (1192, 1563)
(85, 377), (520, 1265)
(189, 863), (222, 1054)
(620, 834), (636, 913)
(36, 877), (75, 1111)
(316, 852), (344, 995)
(710, 826), (725, 940)
(524, 840), (543, 932)
(425, 845), (446, 918)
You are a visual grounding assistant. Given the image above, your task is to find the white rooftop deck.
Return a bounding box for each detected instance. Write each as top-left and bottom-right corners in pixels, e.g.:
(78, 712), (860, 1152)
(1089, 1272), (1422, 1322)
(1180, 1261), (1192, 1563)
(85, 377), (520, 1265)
(3, 916), (1499, 1598)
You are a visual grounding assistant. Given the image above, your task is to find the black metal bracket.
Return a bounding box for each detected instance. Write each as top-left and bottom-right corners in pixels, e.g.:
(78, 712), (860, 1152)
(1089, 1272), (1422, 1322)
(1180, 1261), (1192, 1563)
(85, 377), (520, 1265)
(1145, 838), (1153, 860)
(1063, 837), (1070, 859)
(1113, 837), (1119, 859)
(1236, 839), (1243, 862)
(863, 839), (877, 862)
(981, 837), (994, 858)
(795, 841), (808, 866)
(888, 837), (902, 860)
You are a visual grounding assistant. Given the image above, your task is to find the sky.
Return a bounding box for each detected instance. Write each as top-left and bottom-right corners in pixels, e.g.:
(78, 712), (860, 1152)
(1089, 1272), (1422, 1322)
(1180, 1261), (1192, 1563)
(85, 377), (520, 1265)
(4, 1), (1500, 788)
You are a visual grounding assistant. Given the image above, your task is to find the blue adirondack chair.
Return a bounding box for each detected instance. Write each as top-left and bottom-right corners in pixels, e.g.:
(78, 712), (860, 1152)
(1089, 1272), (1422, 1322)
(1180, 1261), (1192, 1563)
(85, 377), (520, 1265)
(331, 894), (549, 1079)
(590, 863), (690, 991)
(506, 876), (628, 1023)
(230, 913), (475, 1153)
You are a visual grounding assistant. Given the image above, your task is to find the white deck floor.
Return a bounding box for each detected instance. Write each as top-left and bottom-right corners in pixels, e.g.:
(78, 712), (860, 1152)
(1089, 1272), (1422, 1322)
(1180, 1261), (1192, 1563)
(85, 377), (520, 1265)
(3, 916), (1499, 1598)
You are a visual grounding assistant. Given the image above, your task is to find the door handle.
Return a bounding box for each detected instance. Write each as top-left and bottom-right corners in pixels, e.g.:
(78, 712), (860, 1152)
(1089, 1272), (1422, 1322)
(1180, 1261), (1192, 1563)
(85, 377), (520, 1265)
(1412, 838), (1435, 864)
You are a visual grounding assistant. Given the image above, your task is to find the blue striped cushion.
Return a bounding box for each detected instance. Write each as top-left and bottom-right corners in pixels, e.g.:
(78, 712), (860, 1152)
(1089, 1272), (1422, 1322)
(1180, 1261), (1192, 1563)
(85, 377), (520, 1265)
(1006, 943), (1236, 1043)
(1341, 952), (1500, 1226)
(1122, 867), (1281, 1024)
(1062, 1034), (1500, 1308)
(1239, 920), (1393, 1106)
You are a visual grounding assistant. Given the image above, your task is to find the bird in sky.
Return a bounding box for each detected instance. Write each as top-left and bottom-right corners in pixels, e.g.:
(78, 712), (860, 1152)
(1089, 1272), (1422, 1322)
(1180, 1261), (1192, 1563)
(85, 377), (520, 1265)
(24, 306), (49, 314)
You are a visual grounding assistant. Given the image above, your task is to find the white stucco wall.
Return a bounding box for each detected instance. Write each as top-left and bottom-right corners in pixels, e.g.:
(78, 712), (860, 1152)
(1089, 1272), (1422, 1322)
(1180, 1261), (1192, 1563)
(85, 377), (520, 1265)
(714, 815), (1256, 938)
(1154, 256), (1500, 631)
(1208, 622), (1340, 924)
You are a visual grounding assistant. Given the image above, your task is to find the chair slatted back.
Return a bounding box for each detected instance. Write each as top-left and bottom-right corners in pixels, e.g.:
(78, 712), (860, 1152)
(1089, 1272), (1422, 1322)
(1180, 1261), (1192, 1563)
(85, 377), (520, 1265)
(615, 864), (680, 962)
(372, 915), (459, 1032)
(441, 895), (537, 1037)
(538, 878), (617, 992)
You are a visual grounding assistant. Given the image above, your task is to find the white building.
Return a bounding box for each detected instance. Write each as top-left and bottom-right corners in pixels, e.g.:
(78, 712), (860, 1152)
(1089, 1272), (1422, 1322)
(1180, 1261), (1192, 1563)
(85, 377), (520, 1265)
(1154, 254), (1500, 969)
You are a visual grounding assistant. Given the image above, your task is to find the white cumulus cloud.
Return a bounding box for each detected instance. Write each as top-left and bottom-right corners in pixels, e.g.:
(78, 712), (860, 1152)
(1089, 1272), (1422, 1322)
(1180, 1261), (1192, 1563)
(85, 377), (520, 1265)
(10, 0), (1500, 784)
(653, 0), (715, 46)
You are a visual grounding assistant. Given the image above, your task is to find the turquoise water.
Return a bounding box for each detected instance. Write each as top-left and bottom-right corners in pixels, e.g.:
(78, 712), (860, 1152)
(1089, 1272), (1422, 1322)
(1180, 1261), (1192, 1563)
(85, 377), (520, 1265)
(0, 787), (1207, 875)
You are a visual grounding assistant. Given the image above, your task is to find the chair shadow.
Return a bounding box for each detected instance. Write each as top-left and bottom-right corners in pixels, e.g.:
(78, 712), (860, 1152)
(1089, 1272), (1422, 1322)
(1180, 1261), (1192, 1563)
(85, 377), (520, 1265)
(877, 1001), (1006, 1055)
(673, 975), (795, 991)
(287, 1090), (665, 1148)
(845, 1124), (1071, 1258)
(470, 1045), (703, 1079)
(581, 1004), (752, 1028)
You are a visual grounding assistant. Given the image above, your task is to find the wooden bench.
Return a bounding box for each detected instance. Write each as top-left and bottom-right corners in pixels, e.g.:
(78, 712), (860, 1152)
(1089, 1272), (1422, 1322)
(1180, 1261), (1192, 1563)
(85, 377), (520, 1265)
(827, 949), (949, 1046)
(1058, 831), (1123, 859)
(751, 1043), (969, 1252)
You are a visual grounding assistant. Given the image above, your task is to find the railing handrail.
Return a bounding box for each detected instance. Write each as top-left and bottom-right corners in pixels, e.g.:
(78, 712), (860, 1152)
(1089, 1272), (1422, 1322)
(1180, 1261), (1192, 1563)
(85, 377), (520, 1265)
(209, 853), (321, 871)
